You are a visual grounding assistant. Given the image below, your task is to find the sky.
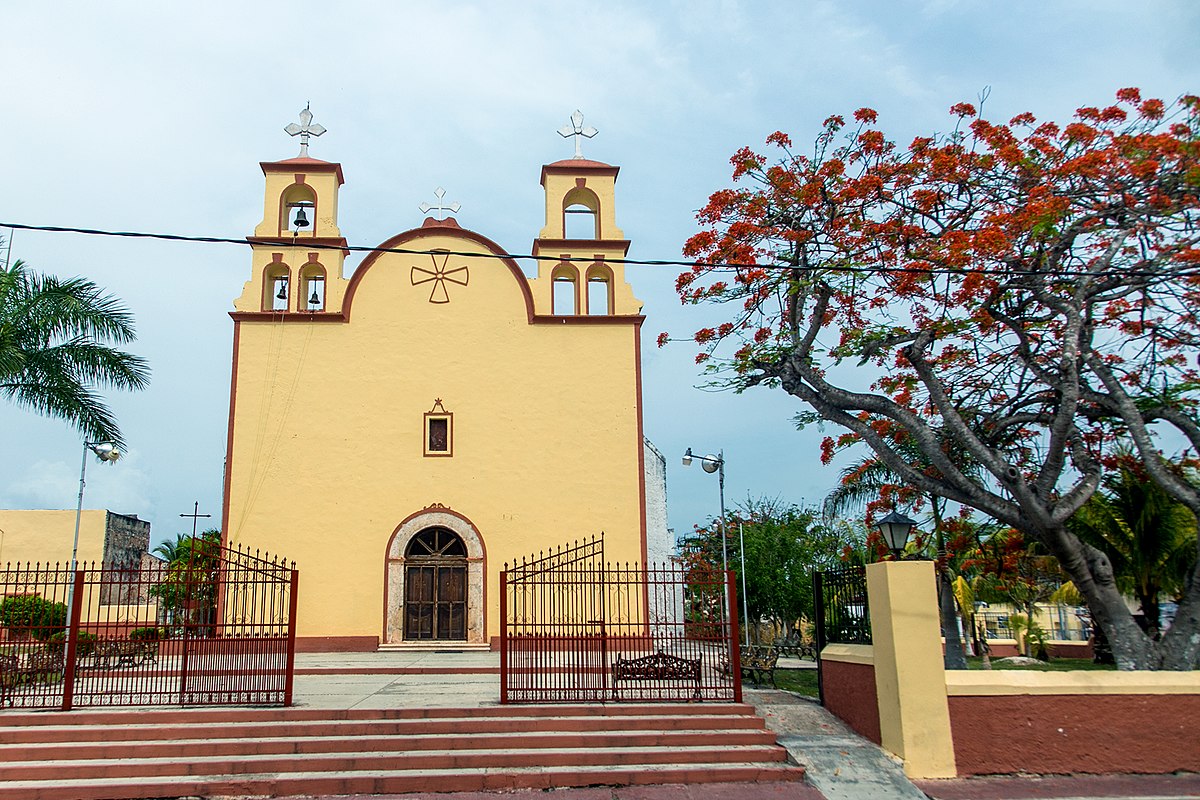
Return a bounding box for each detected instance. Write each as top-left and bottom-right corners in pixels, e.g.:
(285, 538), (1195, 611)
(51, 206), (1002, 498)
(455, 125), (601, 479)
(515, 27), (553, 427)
(1, 1), (1198, 550)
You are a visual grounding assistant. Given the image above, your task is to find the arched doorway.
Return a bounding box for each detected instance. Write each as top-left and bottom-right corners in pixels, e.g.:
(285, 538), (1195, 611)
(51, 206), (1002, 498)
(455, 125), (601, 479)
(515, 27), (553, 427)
(384, 505), (487, 645)
(403, 527), (467, 641)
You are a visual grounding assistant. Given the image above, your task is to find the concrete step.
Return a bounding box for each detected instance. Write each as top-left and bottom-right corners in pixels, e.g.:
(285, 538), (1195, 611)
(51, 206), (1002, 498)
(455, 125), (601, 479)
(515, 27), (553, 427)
(0, 702), (803, 799)
(0, 712), (767, 744)
(2, 727), (780, 762)
(0, 743), (789, 781)
(0, 700), (754, 726)
(0, 762), (804, 800)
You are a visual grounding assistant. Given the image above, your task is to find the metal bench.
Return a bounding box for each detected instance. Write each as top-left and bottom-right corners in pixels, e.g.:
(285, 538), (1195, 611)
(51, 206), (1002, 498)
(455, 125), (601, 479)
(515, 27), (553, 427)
(739, 645), (779, 687)
(612, 650), (702, 700)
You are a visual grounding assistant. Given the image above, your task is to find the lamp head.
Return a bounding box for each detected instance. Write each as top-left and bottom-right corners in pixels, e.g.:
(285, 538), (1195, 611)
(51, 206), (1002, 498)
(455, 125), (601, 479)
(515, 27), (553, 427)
(88, 443), (121, 463)
(875, 510), (918, 558)
(681, 448), (693, 467)
(701, 454), (720, 474)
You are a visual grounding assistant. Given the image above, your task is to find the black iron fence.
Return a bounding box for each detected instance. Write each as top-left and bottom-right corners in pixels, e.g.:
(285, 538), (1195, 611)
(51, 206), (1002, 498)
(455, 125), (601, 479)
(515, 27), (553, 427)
(814, 566), (871, 650)
(501, 536), (740, 704)
(0, 543), (297, 710)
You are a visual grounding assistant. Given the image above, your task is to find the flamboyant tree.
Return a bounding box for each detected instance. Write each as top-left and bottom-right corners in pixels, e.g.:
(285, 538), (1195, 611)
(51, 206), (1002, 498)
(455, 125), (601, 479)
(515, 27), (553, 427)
(666, 89), (1200, 669)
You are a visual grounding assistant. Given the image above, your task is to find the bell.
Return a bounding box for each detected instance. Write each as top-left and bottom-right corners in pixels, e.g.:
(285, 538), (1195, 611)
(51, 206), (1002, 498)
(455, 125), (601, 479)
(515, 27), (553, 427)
(292, 206), (310, 229)
(309, 288), (320, 307)
(276, 280), (288, 301)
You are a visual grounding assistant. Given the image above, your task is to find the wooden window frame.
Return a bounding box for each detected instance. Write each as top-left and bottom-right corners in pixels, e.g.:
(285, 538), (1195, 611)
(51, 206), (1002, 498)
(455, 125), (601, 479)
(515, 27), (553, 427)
(424, 412), (453, 457)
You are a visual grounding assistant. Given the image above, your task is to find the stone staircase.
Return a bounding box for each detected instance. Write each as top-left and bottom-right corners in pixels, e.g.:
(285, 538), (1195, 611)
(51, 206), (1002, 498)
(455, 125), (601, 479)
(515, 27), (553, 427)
(0, 703), (803, 799)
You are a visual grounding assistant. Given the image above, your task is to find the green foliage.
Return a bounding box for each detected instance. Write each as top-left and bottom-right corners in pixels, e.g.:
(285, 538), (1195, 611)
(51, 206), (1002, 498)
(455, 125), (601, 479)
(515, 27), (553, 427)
(1008, 614), (1051, 661)
(680, 499), (862, 631)
(1067, 458), (1197, 637)
(46, 630), (98, 656)
(148, 530), (221, 629)
(0, 254), (150, 445)
(0, 595), (67, 640)
(128, 626), (162, 641)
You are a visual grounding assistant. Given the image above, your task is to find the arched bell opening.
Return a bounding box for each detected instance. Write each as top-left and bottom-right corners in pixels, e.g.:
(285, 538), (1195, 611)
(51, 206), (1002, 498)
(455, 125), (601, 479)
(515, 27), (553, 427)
(562, 186), (600, 239)
(551, 263), (579, 316)
(298, 262), (327, 311)
(279, 184), (318, 236)
(262, 263), (291, 312)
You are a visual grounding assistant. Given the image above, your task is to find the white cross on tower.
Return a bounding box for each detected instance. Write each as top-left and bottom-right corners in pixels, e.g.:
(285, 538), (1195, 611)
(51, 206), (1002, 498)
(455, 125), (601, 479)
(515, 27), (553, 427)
(558, 110), (598, 160)
(419, 187), (461, 220)
(284, 103), (327, 158)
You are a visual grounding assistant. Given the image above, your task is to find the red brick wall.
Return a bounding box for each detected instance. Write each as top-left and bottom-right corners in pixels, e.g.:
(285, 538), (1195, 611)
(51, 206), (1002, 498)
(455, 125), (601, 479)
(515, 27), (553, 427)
(821, 659), (881, 744)
(949, 693), (1200, 775)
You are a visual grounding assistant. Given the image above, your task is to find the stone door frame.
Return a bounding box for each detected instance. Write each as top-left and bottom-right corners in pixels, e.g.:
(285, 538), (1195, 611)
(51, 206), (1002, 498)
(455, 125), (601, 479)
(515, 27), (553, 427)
(384, 505), (486, 645)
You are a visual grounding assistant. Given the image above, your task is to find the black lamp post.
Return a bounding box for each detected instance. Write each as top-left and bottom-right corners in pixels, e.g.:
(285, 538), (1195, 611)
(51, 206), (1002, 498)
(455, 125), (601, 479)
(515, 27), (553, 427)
(875, 510), (918, 559)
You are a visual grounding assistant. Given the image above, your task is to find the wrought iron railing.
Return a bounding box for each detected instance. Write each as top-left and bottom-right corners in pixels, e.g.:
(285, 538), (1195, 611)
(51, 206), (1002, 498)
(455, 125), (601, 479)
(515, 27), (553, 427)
(0, 543), (297, 710)
(814, 566), (871, 648)
(501, 537), (740, 704)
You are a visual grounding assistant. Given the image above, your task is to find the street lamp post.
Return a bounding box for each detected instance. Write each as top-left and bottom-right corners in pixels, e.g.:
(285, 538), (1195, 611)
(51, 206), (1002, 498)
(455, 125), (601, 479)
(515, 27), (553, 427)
(683, 448), (750, 644)
(67, 442), (121, 616)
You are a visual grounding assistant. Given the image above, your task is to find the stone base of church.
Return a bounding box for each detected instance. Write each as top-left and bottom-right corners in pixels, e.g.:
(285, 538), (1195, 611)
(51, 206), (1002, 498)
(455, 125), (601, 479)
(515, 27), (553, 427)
(295, 636), (380, 652)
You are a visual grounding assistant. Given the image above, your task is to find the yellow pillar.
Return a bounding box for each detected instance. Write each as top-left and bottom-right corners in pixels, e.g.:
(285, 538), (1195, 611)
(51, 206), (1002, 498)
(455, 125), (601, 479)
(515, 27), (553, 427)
(867, 560), (957, 778)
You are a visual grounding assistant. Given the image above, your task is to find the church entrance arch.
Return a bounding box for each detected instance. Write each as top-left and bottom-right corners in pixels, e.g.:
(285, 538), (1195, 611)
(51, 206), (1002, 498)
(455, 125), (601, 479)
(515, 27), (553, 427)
(384, 506), (486, 645)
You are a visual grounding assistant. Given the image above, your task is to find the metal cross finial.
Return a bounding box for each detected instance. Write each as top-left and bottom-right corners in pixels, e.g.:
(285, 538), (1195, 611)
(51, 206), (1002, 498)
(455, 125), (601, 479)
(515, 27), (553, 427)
(558, 110), (598, 160)
(419, 187), (461, 220)
(284, 102), (327, 158)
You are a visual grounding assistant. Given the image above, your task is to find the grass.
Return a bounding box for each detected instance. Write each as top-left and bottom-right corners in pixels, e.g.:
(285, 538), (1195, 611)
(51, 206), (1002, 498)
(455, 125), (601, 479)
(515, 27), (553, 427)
(770, 668), (820, 697)
(965, 656), (1115, 671)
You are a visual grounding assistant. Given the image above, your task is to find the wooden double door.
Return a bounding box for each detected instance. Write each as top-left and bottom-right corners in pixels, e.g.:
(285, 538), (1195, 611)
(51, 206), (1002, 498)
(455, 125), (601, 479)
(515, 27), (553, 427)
(404, 527), (467, 641)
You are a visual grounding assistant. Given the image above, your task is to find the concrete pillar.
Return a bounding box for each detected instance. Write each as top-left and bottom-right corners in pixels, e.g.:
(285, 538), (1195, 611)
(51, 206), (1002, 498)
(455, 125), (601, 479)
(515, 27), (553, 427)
(867, 560), (957, 778)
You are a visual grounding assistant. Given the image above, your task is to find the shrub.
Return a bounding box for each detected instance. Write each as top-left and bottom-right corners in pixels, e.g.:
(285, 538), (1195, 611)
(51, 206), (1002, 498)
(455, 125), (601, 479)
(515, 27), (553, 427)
(46, 630), (99, 656)
(129, 627), (161, 641)
(0, 595), (67, 640)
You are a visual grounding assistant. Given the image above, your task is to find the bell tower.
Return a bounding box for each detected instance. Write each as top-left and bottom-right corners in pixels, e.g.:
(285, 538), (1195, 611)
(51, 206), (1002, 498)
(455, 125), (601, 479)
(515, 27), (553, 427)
(234, 105), (350, 314)
(529, 111), (640, 317)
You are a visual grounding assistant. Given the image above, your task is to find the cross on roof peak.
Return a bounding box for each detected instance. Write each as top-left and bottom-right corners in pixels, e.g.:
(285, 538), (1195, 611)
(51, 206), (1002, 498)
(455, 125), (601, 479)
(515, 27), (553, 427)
(419, 187), (461, 219)
(558, 110), (598, 160)
(284, 102), (327, 158)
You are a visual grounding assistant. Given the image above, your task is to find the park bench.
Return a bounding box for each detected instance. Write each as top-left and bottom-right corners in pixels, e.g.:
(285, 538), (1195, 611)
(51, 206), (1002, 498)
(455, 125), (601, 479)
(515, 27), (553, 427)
(0, 654), (18, 705)
(612, 650), (702, 700)
(738, 645), (779, 688)
(89, 639), (157, 669)
(772, 638), (817, 661)
(18, 649), (64, 686)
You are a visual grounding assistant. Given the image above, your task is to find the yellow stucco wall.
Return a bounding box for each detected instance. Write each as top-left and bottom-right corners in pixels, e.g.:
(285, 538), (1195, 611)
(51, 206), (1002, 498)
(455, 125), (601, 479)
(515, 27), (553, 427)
(0, 509), (108, 566)
(225, 169), (646, 645)
(867, 560), (958, 779)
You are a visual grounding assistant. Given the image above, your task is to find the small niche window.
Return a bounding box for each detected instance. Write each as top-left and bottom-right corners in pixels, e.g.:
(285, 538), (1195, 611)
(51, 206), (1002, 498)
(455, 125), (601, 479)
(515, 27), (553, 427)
(424, 399), (453, 457)
(586, 265), (612, 316)
(551, 264), (578, 315)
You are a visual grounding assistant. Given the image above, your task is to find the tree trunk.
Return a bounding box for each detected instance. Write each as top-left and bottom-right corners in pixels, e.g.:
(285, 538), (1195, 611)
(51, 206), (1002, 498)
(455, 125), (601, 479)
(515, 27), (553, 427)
(939, 568), (968, 668)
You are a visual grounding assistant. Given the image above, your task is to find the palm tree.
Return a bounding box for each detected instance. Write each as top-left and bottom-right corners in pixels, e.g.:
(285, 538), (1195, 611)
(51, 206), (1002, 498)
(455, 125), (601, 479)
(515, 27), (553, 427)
(0, 257), (149, 446)
(1068, 460), (1197, 640)
(822, 430), (979, 668)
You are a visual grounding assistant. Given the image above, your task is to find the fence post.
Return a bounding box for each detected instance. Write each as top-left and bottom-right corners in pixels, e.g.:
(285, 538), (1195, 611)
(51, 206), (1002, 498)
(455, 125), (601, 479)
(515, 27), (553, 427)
(499, 569), (508, 704)
(813, 570), (825, 704)
(726, 570), (742, 704)
(61, 569), (85, 711)
(283, 568), (299, 706)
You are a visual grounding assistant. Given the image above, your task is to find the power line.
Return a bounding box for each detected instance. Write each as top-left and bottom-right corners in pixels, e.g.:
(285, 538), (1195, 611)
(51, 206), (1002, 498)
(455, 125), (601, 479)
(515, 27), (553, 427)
(2, 220), (1195, 281)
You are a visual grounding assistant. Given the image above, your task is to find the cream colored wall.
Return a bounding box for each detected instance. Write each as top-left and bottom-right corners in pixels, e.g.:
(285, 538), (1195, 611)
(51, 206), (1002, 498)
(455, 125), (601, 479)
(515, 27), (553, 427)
(225, 228), (645, 642)
(867, 561), (957, 779)
(0, 510), (108, 566)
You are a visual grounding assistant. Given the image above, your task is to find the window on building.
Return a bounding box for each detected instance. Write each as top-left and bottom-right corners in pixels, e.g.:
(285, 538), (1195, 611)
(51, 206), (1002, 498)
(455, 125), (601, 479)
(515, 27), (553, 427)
(424, 399), (453, 457)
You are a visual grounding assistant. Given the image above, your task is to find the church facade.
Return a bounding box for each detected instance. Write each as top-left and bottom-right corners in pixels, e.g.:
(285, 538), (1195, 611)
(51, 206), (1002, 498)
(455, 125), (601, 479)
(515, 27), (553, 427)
(221, 127), (659, 650)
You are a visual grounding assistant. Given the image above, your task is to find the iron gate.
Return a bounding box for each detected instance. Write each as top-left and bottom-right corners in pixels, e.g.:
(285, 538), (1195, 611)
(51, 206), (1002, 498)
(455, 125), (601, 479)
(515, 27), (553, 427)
(501, 535), (740, 703)
(813, 565), (871, 703)
(0, 542), (298, 710)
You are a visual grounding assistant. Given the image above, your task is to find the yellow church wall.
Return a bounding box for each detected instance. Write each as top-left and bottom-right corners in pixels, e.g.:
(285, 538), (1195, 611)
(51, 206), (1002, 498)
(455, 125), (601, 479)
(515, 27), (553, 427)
(223, 223), (646, 646)
(0, 509), (107, 567)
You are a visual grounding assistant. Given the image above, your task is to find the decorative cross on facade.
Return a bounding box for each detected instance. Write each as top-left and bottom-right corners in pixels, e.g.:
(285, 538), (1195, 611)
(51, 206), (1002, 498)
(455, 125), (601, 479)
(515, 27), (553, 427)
(411, 253), (470, 304)
(284, 103), (327, 158)
(419, 187), (461, 219)
(558, 110), (598, 160)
